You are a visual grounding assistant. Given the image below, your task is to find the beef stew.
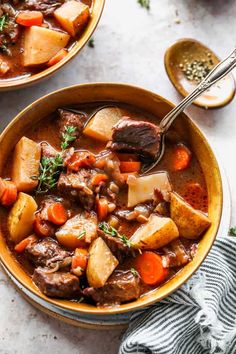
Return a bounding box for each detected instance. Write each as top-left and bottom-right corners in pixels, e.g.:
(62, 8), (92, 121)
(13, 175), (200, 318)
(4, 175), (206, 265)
(0, 0), (92, 80)
(0, 103), (211, 307)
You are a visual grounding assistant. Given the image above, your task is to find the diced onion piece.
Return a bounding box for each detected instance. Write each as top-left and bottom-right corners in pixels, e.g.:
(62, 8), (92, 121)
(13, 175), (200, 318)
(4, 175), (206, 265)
(127, 172), (172, 208)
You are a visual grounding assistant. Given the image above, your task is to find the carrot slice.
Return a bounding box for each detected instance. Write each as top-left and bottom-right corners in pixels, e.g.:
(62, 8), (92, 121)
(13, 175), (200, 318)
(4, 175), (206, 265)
(68, 151), (96, 172)
(173, 144), (191, 171)
(96, 197), (108, 220)
(72, 248), (89, 271)
(16, 11), (43, 26)
(116, 153), (139, 162)
(120, 161), (141, 173)
(14, 235), (37, 253)
(0, 178), (6, 200)
(1, 180), (17, 206)
(47, 48), (68, 67)
(135, 251), (168, 285)
(47, 202), (67, 225)
(91, 173), (108, 186)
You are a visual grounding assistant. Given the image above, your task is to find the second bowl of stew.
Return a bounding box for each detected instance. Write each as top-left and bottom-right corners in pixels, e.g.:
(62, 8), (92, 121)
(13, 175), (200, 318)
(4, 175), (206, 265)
(0, 0), (105, 90)
(0, 83), (222, 315)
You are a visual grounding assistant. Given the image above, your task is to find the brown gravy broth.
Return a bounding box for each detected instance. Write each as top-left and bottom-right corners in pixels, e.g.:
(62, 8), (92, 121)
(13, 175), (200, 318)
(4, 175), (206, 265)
(0, 0), (93, 80)
(0, 102), (208, 297)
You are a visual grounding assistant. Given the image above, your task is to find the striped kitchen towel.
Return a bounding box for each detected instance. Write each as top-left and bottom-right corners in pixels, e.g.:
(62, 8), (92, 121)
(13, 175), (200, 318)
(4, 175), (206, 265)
(119, 237), (236, 354)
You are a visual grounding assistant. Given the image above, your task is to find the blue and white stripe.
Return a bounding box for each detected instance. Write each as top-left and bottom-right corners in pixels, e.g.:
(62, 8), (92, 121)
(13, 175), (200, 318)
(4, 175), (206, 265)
(119, 237), (236, 354)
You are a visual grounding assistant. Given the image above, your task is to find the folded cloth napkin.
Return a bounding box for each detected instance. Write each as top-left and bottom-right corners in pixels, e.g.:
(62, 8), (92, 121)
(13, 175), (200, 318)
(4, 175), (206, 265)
(119, 237), (236, 354)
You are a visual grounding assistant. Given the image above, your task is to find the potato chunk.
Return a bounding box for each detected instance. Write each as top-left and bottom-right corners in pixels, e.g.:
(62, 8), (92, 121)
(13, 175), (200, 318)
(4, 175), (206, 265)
(12, 137), (41, 192)
(86, 237), (119, 288)
(170, 192), (211, 239)
(130, 214), (179, 250)
(54, 0), (90, 37)
(83, 107), (123, 142)
(56, 212), (97, 249)
(8, 193), (37, 244)
(127, 172), (172, 208)
(23, 26), (70, 66)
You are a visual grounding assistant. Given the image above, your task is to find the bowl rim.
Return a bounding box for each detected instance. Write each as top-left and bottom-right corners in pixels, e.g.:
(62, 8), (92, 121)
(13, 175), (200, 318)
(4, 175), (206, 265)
(0, 0), (105, 91)
(0, 82), (223, 315)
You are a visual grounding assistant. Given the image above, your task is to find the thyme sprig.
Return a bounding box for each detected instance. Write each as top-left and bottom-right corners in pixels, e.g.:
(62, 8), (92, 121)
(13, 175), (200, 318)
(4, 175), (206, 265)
(88, 38), (95, 48)
(77, 231), (86, 240)
(99, 222), (133, 248)
(130, 268), (139, 277)
(61, 126), (77, 150)
(0, 15), (8, 32)
(229, 227), (236, 236)
(137, 0), (150, 10)
(36, 155), (63, 193)
(36, 125), (77, 193)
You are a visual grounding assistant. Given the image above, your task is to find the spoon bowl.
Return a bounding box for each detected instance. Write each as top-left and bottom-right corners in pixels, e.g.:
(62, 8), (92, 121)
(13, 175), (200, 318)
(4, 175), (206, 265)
(164, 39), (235, 108)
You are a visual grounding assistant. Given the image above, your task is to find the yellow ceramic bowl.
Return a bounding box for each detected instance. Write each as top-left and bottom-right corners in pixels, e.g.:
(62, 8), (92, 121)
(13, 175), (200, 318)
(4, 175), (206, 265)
(0, 1), (105, 91)
(0, 83), (223, 315)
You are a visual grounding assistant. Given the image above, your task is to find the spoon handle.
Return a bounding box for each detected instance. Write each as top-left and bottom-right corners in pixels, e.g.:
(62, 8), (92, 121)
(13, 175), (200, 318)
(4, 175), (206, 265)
(160, 48), (236, 132)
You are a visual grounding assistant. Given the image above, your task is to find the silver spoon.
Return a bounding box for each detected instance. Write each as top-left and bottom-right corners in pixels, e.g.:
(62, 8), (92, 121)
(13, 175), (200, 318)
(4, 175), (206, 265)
(143, 48), (236, 173)
(61, 49), (236, 174)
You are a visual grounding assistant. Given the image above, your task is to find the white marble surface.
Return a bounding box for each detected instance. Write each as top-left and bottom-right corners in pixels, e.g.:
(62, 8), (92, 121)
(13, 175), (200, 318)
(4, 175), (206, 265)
(0, 1), (236, 353)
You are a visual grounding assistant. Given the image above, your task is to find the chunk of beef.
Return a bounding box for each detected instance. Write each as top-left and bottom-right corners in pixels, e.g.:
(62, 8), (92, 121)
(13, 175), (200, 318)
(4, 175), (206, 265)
(33, 268), (81, 298)
(22, 0), (65, 16)
(108, 117), (161, 159)
(98, 229), (132, 262)
(58, 109), (87, 140)
(0, 4), (20, 52)
(57, 168), (95, 210)
(26, 238), (72, 268)
(162, 239), (191, 268)
(41, 142), (58, 159)
(83, 270), (141, 305)
(116, 203), (153, 223)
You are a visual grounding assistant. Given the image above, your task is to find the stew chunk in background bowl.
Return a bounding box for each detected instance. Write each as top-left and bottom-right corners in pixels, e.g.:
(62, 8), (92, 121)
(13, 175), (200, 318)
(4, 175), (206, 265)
(0, 0), (105, 90)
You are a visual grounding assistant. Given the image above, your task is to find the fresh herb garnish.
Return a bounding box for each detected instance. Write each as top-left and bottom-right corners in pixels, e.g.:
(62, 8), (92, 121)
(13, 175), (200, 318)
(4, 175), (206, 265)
(130, 268), (139, 277)
(137, 0), (150, 10)
(77, 231), (86, 240)
(61, 126), (77, 150)
(119, 234), (133, 248)
(229, 227), (236, 236)
(88, 38), (95, 48)
(71, 296), (84, 304)
(36, 125), (77, 193)
(99, 222), (133, 248)
(99, 221), (118, 237)
(37, 155), (63, 193)
(0, 15), (8, 32)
